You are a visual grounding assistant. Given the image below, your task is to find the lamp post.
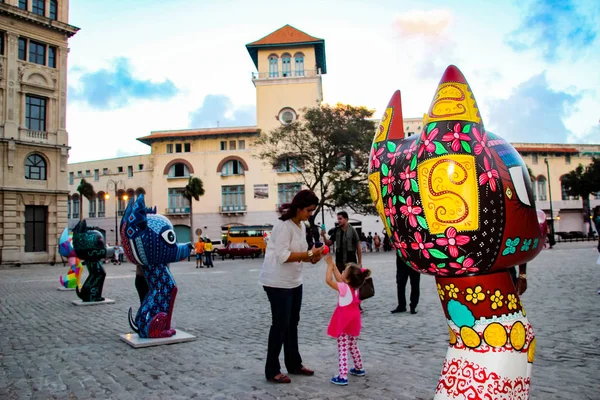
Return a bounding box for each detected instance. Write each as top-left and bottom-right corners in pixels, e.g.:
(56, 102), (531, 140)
(106, 179), (126, 245)
(544, 158), (555, 240)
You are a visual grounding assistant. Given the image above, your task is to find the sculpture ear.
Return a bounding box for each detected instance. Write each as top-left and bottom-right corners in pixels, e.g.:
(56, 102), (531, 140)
(125, 194), (148, 239)
(121, 197), (135, 229)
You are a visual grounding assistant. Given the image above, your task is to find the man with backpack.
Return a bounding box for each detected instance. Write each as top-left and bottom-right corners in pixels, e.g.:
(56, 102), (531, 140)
(321, 211), (362, 273)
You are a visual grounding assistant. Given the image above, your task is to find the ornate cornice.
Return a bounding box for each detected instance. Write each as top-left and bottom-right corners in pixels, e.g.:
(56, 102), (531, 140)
(0, 3), (80, 38)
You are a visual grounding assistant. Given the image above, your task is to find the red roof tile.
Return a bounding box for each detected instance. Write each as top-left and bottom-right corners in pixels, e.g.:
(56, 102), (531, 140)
(247, 25), (322, 46)
(514, 146), (579, 154)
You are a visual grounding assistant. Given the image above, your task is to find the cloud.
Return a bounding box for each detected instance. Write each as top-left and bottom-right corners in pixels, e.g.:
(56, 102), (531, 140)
(393, 9), (453, 38)
(188, 94), (256, 128)
(69, 58), (179, 110)
(115, 148), (147, 158)
(505, 0), (598, 62)
(486, 72), (581, 143)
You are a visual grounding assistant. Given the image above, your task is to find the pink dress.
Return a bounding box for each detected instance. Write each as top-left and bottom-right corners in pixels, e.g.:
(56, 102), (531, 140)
(327, 282), (362, 338)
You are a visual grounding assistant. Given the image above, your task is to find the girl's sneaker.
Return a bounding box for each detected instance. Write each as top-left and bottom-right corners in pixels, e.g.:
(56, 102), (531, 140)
(349, 368), (366, 376)
(330, 375), (348, 385)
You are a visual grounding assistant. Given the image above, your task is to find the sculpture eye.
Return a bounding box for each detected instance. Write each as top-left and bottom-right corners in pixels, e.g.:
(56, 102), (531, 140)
(161, 229), (176, 245)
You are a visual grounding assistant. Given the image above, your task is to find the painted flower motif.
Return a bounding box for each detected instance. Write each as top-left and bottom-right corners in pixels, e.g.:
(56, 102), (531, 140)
(370, 146), (384, 170)
(437, 283), (445, 300)
(400, 196), (423, 228)
(478, 157), (499, 192)
(428, 263), (449, 276)
(445, 283), (459, 299)
(502, 237), (521, 256)
(490, 290), (504, 310)
(399, 165), (417, 191)
(435, 227), (470, 258)
(393, 232), (408, 257)
(381, 167), (396, 192)
(507, 294), (518, 310)
(386, 147), (403, 166)
(465, 285), (485, 304)
(472, 126), (491, 158)
(403, 139), (418, 160)
(442, 122), (470, 152)
(521, 239), (532, 252)
(417, 126), (440, 158)
(384, 197), (396, 226)
(410, 231), (434, 259)
(532, 238), (539, 249)
(449, 257), (479, 275)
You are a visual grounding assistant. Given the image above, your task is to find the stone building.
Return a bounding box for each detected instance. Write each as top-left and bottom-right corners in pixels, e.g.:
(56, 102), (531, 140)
(0, 0), (78, 265)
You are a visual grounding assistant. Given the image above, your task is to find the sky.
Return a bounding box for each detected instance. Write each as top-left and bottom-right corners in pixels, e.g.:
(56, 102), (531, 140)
(66, 0), (600, 163)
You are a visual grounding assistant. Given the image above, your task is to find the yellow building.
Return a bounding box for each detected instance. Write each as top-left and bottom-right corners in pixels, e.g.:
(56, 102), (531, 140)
(0, 0), (79, 265)
(66, 25), (600, 245)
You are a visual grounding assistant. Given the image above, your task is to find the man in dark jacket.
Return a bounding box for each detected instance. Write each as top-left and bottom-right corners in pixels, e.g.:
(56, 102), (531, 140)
(321, 211), (362, 273)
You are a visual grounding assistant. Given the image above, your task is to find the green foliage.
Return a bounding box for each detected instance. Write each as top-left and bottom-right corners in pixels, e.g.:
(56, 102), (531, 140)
(562, 157), (600, 235)
(77, 178), (95, 200)
(183, 176), (205, 201)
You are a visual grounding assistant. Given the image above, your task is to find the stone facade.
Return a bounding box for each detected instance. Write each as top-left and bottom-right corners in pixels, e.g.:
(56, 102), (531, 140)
(0, 1), (78, 265)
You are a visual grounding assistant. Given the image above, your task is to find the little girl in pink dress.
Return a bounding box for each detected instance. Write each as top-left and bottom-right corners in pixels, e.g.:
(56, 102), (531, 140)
(325, 255), (371, 385)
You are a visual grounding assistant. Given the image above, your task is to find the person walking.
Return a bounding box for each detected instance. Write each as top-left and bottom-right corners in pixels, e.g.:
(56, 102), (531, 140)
(259, 189), (324, 384)
(321, 211), (362, 273)
(373, 233), (381, 252)
(391, 255), (421, 314)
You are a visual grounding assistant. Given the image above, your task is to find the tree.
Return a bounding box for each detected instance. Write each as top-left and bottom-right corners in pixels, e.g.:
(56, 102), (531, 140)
(76, 178), (95, 222)
(254, 103), (377, 222)
(561, 157), (600, 236)
(182, 176), (205, 242)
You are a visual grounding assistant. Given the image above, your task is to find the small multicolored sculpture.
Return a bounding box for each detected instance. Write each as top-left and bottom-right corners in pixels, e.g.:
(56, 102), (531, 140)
(120, 195), (192, 338)
(72, 220), (109, 302)
(369, 65), (546, 399)
(58, 227), (84, 289)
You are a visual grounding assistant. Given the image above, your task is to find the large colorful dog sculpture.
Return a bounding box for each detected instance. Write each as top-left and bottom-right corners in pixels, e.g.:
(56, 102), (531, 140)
(369, 65), (546, 399)
(120, 195), (192, 338)
(58, 227), (83, 289)
(72, 220), (109, 302)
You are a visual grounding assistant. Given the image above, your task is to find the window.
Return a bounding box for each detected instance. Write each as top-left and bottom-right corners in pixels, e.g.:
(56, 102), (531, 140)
(238, 140), (246, 150)
(221, 160), (244, 176)
(279, 108), (296, 125)
(117, 166), (123, 173)
(294, 52), (304, 76)
(128, 165), (133, 177)
(281, 54), (291, 77)
(278, 183), (301, 205)
(336, 154), (355, 171)
(138, 164), (143, 171)
(85, 169), (90, 176)
(72, 197), (79, 219)
(94, 169), (99, 181)
(69, 172), (74, 185)
(98, 194), (105, 217)
(220, 141), (227, 151)
(531, 177), (537, 201)
(278, 157), (300, 173)
(537, 176), (547, 201)
(175, 143), (182, 153)
(25, 153), (46, 180)
(168, 188), (190, 212)
(32, 0), (45, 16)
(168, 163), (190, 178)
(88, 197), (96, 218)
(532, 153), (538, 164)
(269, 55), (278, 78)
(49, 0), (57, 20)
(595, 192), (600, 200)
(561, 180), (579, 200)
(29, 40), (45, 65)
(67, 198), (71, 219)
(184, 143), (191, 152)
(18, 38), (26, 60)
(221, 185), (245, 208)
(18, 0), (27, 10)
(0, 33), (4, 56)
(102, 167), (108, 175)
(166, 144), (173, 153)
(229, 140), (236, 150)
(48, 46), (56, 68)
(565, 154), (571, 164)
(77, 170), (82, 177)
(25, 95), (47, 131)
(25, 206), (47, 252)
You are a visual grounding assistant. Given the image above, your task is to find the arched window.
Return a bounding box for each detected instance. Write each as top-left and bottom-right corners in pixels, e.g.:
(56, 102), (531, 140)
(71, 194), (80, 219)
(221, 160), (245, 176)
(536, 176), (547, 201)
(117, 190), (127, 216)
(281, 53), (291, 77)
(25, 153), (47, 180)
(268, 55), (278, 78)
(135, 187), (146, 196)
(97, 191), (106, 217)
(88, 196), (96, 218)
(168, 163), (190, 178)
(294, 52), (304, 76)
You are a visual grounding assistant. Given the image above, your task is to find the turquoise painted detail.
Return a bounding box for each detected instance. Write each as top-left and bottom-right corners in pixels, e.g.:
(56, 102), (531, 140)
(447, 299), (475, 328)
(502, 237), (520, 256)
(520, 239), (532, 252)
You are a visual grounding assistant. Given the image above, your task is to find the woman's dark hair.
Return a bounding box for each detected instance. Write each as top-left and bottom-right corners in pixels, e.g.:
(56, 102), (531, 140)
(344, 263), (372, 289)
(279, 189), (319, 221)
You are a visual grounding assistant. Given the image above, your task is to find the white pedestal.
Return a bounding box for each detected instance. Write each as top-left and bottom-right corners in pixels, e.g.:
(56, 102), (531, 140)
(71, 298), (115, 306)
(119, 330), (196, 348)
(57, 287), (76, 291)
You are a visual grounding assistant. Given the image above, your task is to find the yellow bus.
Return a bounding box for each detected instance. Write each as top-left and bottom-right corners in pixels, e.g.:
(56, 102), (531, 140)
(226, 225), (273, 253)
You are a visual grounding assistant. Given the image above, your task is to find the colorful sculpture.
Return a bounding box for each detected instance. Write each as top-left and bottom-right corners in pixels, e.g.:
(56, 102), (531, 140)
(72, 220), (109, 302)
(120, 195), (192, 338)
(58, 227), (84, 289)
(369, 65), (546, 399)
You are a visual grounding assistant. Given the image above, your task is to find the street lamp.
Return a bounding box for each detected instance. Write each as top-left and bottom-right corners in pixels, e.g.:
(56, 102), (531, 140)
(544, 158), (555, 241)
(106, 179), (126, 245)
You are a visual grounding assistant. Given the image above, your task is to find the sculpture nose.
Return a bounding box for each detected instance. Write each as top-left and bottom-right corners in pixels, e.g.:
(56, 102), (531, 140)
(176, 242), (192, 261)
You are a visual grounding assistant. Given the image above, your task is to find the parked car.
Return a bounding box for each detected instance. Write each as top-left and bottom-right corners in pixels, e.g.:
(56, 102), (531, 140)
(217, 243), (262, 260)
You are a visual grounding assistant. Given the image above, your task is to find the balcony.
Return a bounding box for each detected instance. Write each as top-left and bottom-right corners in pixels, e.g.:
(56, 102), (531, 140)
(98, 212), (105, 218)
(219, 205), (247, 214)
(89, 212), (96, 218)
(27, 130), (48, 140)
(72, 213), (79, 219)
(165, 207), (190, 215)
(118, 210), (125, 216)
(252, 69), (320, 80)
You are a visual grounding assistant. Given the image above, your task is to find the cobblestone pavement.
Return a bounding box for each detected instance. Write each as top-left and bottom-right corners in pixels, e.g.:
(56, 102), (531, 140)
(1, 242), (599, 400)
